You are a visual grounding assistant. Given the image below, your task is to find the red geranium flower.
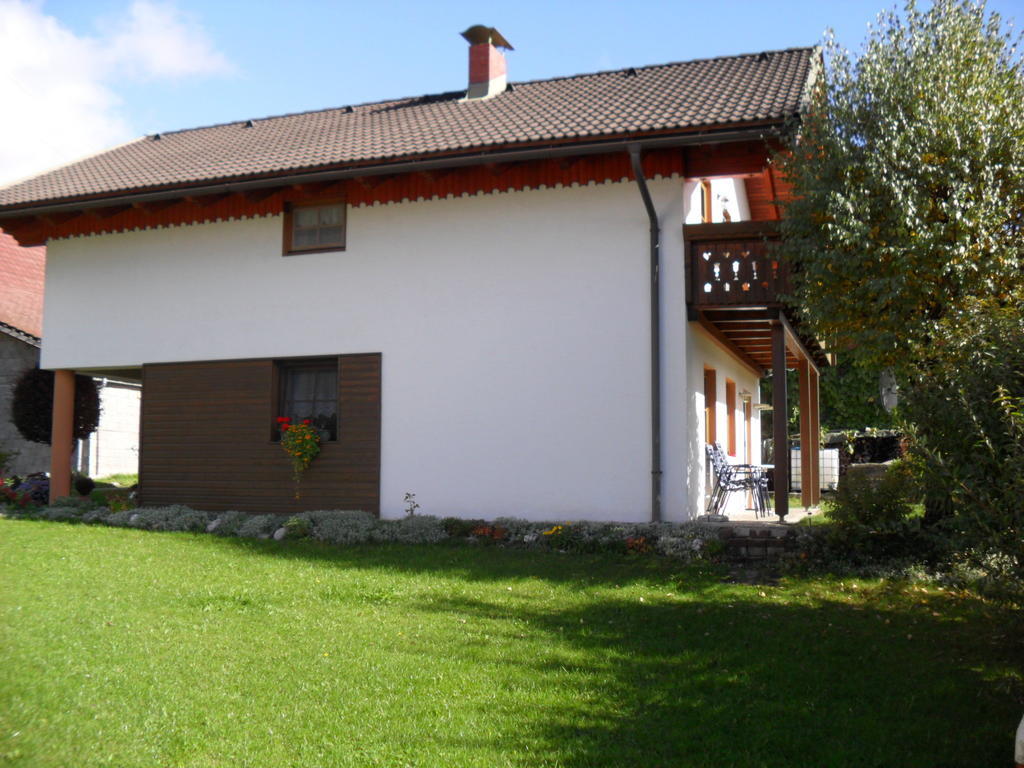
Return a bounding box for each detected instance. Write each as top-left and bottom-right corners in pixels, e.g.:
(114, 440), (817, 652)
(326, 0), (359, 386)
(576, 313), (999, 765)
(302, 419), (311, 425)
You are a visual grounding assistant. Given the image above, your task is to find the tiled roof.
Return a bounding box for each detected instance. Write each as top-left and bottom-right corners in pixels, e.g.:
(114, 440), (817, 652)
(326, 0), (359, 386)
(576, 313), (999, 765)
(0, 319), (40, 347)
(0, 229), (44, 338)
(0, 47), (816, 208)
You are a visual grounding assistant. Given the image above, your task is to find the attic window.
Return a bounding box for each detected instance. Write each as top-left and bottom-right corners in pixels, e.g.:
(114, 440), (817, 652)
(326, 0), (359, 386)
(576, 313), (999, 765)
(283, 199), (346, 255)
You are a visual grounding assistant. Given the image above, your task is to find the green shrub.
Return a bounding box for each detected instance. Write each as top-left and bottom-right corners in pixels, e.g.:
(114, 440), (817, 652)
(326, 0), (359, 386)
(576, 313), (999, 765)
(283, 515), (312, 539)
(209, 511), (248, 536)
(236, 515), (285, 539)
(901, 298), (1024, 570)
(826, 461), (914, 529)
(81, 508), (109, 524)
(50, 496), (96, 511)
(90, 488), (136, 512)
(73, 475), (96, 497)
(307, 510), (376, 546)
(128, 505), (212, 532)
(379, 515), (447, 544)
(35, 506), (86, 523)
(442, 517), (485, 537)
(102, 510), (136, 527)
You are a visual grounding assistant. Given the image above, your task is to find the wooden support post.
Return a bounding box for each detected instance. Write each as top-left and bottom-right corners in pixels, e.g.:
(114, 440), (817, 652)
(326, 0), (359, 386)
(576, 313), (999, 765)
(810, 366), (821, 506)
(771, 322), (789, 521)
(49, 370), (75, 504)
(798, 358), (812, 509)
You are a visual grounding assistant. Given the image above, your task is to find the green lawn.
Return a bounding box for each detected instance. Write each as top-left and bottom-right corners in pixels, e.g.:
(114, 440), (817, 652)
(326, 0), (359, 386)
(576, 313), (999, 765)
(93, 473), (138, 488)
(1, 520), (1020, 767)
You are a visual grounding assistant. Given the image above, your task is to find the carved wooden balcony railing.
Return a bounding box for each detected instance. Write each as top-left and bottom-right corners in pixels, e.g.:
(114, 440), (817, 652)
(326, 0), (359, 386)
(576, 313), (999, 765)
(683, 220), (829, 372)
(684, 222), (787, 309)
(690, 238), (789, 308)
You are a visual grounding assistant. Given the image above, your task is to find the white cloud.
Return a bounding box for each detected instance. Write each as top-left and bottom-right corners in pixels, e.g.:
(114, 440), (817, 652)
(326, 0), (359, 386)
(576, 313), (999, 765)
(105, 0), (233, 80)
(0, 0), (231, 187)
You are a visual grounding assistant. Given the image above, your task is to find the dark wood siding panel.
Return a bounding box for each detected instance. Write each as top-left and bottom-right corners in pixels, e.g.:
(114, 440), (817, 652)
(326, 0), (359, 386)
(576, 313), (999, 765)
(140, 355), (381, 514)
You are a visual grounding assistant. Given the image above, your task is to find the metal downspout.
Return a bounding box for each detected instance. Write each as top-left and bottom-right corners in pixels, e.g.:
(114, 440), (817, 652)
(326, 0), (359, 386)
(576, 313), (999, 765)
(629, 145), (662, 523)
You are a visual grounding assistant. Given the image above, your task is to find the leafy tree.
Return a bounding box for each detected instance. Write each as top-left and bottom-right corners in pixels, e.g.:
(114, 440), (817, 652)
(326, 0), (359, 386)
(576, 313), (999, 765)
(779, 1), (1024, 570)
(779, 0), (1024, 371)
(11, 368), (100, 445)
(819, 362), (894, 431)
(760, 363), (893, 438)
(900, 297), (1023, 560)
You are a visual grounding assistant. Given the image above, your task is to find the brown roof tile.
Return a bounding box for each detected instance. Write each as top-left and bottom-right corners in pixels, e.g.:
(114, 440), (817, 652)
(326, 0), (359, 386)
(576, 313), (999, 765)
(0, 47), (815, 208)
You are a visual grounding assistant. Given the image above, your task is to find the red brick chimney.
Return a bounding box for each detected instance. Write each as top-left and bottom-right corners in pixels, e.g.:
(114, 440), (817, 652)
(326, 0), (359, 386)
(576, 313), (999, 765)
(461, 25), (514, 100)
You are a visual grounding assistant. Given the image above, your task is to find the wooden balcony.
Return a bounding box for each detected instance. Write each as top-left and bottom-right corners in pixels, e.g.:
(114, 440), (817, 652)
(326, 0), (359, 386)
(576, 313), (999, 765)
(684, 221), (827, 371)
(688, 227), (788, 310)
(684, 221), (828, 520)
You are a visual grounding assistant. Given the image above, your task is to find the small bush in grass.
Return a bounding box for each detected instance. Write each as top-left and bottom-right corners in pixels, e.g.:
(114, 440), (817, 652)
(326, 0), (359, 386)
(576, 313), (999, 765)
(538, 521), (647, 555)
(81, 508), (109, 524)
(794, 461), (935, 571)
(51, 496), (95, 511)
(491, 517), (545, 543)
(388, 515), (447, 544)
(15, 475), (49, 506)
(73, 475), (96, 497)
(127, 506), (212, 532)
(1, 483), (33, 510)
(826, 460), (915, 529)
(209, 511), (248, 536)
(90, 488), (136, 512)
(442, 517), (486, 538)
(162, 507), (213, 533)
(654, 527), (710, 559)
(103, 510), (136, 527)
(467, 523), (509, 542)
(283, 515), (312, 539)
(36, 506), (85, 523)
(236, 514), (285, 539)
(307, 510), (376, 545)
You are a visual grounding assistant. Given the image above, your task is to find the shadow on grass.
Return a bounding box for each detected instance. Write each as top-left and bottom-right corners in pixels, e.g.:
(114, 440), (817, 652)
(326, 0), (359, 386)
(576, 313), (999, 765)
(212, 533), (709, 588)
(418, 593), (1022, 768)
(11, 522), (1020, 767)
(208, 535), (1023, 767)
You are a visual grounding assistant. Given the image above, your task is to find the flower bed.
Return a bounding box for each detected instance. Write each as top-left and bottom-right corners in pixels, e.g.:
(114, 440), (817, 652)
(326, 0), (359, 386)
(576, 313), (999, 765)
(0, 498), (725, 561)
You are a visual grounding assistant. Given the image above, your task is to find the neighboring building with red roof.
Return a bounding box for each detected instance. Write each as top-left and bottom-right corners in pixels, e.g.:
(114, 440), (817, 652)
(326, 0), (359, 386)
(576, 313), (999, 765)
(0, 32), (826, 517)
(0, 229), (50, 475)
(0, 229), (44, 339)
(0, 230), (140, 479)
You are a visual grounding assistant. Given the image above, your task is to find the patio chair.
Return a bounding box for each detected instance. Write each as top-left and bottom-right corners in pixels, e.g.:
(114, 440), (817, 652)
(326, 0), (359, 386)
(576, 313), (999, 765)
(705, 442), (771, 518)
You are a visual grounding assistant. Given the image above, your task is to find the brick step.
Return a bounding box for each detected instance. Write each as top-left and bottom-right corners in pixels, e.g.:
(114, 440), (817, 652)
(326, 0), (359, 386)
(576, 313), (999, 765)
(715, 524), (798, 562)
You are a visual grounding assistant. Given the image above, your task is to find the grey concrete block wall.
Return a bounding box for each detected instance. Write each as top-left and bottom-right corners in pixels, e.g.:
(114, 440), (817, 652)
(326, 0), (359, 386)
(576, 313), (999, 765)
(0, 334), (52, 476)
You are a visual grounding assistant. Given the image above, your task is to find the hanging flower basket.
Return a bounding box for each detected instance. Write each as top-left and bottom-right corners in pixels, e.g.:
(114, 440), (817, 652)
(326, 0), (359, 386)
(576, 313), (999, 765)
(277, 417), (321, 499)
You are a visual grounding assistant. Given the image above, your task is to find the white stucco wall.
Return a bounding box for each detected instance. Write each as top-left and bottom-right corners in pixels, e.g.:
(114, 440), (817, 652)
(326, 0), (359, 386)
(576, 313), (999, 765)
(42, 179), (693, 521)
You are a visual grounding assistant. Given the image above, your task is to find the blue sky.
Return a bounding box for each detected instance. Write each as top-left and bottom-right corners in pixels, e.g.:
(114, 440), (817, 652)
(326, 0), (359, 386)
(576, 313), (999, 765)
(1, 0), (1022, 184)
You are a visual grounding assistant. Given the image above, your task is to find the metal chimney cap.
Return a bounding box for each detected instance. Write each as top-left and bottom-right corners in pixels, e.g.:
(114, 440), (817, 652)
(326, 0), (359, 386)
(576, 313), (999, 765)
(460, 25), (513, 50)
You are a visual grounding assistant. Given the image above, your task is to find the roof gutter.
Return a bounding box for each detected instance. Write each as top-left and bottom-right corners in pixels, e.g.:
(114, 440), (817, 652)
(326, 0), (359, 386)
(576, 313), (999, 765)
(0, 126), (777, 220)
(629, 145), (662, 524)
